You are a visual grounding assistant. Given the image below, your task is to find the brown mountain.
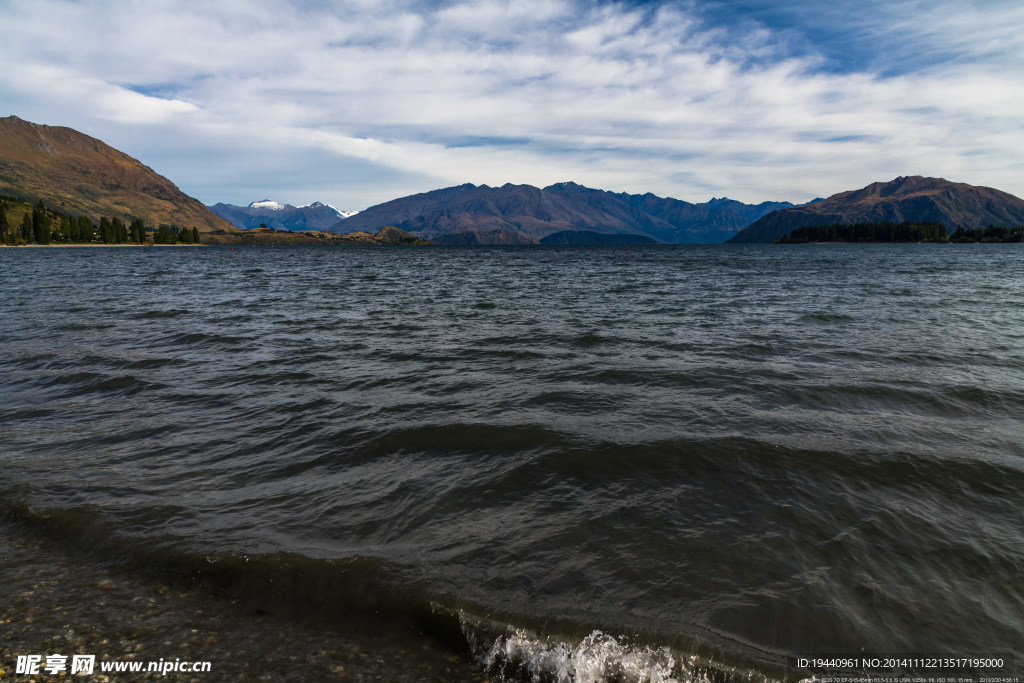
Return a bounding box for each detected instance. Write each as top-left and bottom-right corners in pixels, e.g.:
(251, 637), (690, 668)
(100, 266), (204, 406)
(728, 176), (1024, 243)
(334, 183), (629, 241)
(333, 182), (791, 244)
(0, 115), (235, 234)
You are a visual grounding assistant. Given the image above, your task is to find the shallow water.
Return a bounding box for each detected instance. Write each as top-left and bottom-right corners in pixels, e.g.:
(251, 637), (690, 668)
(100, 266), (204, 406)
(1, 244), (1022, 681)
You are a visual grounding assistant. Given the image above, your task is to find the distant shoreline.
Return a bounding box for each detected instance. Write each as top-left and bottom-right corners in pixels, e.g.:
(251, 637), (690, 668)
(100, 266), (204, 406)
(0, 243), (206, 248)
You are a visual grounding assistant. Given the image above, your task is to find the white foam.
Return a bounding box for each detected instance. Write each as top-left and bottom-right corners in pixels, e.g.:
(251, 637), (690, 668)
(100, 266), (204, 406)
(483, 628), (680, 683)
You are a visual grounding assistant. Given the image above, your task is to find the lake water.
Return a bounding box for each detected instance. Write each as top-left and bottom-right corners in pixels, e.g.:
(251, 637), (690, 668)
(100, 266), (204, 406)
(1, 244), (1022, 681)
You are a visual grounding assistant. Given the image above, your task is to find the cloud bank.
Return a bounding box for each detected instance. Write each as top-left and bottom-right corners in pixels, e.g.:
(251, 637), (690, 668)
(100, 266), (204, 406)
(2, 0), (1023, 209)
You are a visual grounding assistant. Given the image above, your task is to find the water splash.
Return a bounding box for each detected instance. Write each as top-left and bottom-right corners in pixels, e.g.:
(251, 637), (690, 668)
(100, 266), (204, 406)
(483, 629), (680, 683)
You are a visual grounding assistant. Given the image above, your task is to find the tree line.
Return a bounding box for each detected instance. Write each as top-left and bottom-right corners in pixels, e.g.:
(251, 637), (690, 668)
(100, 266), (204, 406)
(948, 225), (1024, 243)
(776, 221), (949, 243)
(0, 198), (200, 246)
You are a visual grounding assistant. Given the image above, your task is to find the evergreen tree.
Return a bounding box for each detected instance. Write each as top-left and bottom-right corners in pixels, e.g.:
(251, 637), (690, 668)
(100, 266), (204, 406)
(32, 206), (42, 241)
(32, 206), (51, 244)
(100, 217), (113, 244)
(0, 202), (8, 241)
(21, 213), (32, 240)
(77, 215), (93, 242)
(192, 227), (200, 244)
(111, 217), (127, 243)
(130, 218), (146, 244)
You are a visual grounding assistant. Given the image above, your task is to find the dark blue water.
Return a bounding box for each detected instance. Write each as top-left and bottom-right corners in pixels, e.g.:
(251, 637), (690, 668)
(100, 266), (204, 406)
(1, 244), (1022, 681)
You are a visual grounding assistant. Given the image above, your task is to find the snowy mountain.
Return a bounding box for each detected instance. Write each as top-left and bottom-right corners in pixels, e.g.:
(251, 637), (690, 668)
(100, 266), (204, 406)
(248, 199), (289, 211)
(208, 200), (358, 231)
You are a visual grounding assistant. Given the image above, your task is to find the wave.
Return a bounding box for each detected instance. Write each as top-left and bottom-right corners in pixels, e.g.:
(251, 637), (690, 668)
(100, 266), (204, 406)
(458, 615), (784, 683)
(0, 499), (788, 683)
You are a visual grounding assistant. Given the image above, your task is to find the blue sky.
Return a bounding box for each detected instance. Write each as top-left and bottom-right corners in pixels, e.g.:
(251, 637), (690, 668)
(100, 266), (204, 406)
(2, 0), (1022, 210)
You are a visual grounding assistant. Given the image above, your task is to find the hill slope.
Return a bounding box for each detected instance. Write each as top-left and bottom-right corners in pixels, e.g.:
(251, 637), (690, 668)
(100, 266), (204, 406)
(728, 176), (1024, 243)
(0, 115), (235, 233)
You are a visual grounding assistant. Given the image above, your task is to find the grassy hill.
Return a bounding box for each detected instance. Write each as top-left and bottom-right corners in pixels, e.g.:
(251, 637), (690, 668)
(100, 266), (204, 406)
(0, 115), (235, 235)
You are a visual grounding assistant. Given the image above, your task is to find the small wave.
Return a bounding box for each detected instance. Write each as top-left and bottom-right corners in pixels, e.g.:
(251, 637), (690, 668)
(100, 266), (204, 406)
(522, 390), (625, 414)
(53, 321), (116, 331)
(124, 357), (177, 370)
(0, 500), (436, 625)
(37, 370), (161, 398)
(137, 308), (189, 319)
(573, 332), (609, 347)
(459, 617), (778, 683)
(483, 629), (678, 683)
(797, 312), (854, 324)
(166, 331), (248, 348)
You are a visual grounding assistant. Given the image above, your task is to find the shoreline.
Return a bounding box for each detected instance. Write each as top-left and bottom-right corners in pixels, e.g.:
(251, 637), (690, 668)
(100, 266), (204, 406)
(0, 520), (484, 682)
(0, 243), (207, 248)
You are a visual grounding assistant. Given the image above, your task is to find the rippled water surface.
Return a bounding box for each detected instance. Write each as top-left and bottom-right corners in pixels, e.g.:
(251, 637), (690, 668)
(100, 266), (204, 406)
(2, 244), (1022, 681)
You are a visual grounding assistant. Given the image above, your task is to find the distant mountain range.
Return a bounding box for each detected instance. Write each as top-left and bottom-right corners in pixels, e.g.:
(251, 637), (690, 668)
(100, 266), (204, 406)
(0, 115), (234, 234)
(209, 200), (358, 232)
(332, 182), (794, 244)
(728, 176), (1024, 243)
(6, 116), (1024, 247)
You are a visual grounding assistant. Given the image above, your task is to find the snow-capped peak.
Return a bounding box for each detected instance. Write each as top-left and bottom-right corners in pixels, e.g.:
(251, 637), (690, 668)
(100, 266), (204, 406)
(248, 199), (288, 210)
(298, 202), (359, 219)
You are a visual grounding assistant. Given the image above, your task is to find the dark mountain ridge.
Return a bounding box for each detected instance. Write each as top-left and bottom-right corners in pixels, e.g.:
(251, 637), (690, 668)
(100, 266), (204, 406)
(728, 176), (1024, 243)
(333, 182), (792, 244)
(544, 182), (793, 243)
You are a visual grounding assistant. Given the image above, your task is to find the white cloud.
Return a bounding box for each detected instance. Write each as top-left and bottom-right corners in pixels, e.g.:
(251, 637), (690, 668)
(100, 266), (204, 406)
(1, 0), (1023, 208)
(8, 63), (200, 124)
